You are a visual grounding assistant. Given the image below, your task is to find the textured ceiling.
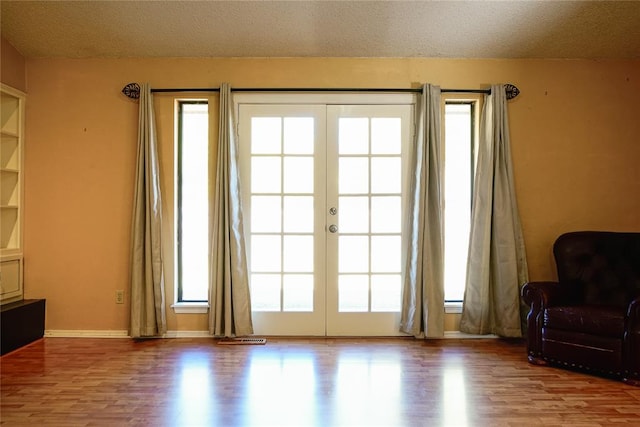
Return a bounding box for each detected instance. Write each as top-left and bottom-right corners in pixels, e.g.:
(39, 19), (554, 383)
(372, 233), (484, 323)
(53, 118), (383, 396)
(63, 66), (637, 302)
(1, 1), (640, 59)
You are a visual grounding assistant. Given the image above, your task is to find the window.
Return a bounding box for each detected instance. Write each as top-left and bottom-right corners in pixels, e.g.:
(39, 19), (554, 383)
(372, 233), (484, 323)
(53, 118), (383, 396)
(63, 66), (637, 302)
(443, 101), (476, 305)
(176, 101), (209, 302)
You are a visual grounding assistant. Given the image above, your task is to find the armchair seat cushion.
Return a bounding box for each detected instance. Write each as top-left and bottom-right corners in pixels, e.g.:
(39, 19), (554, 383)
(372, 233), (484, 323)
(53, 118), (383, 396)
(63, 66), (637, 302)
(544, 305), (626, 337)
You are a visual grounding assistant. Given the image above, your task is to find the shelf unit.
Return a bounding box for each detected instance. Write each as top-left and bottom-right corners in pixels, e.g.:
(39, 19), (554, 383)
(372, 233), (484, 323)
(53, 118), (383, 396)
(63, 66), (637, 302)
(1, 83), (25, 304)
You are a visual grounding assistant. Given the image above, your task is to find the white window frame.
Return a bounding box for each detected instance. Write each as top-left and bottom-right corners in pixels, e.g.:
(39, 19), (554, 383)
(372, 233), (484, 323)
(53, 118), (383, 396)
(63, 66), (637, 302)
(173, 99), (210, 314)
(442, 95), (481, 314)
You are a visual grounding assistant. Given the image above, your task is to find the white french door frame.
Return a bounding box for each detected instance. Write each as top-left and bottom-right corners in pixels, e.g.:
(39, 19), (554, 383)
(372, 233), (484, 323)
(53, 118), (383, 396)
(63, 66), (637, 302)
(235, 93), (416, 336)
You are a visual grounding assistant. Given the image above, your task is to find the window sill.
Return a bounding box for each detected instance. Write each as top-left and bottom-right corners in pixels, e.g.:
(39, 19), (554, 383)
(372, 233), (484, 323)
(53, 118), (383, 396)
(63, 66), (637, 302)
(171, 302), (209, 314)
(172, 303), (460, 314)
(444, 302), (463, 314)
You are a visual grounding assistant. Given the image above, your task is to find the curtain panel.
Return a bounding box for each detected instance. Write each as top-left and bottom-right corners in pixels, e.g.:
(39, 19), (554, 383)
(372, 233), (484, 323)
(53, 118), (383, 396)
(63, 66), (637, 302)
(208, 83), (254, 337)
(129, 83), (167, 338)
(400, 83), (445, 338)
(459, 84), (529, 337)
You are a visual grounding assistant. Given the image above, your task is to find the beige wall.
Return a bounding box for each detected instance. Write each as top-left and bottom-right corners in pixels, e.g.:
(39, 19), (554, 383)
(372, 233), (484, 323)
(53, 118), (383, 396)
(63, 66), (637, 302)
(23, 57), (640, 332)
(1, 37), (26, 91)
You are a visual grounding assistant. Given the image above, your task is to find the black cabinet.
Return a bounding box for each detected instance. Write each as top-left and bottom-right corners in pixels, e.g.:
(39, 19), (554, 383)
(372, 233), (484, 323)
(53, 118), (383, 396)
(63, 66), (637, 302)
(1, 299), (46, 355)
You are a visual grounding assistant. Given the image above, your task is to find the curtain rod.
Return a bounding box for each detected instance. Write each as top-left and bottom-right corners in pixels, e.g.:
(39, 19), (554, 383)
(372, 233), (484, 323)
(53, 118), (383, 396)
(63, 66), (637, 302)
(121, 83), (520, 100)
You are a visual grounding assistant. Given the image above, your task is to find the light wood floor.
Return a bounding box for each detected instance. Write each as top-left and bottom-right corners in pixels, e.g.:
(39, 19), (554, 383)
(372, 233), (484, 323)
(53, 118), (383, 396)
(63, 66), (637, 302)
(1, 337), (639, 426)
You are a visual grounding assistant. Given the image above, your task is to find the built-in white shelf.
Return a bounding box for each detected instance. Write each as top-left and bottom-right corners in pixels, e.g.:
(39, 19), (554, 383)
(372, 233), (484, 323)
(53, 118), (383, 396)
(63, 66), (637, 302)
(0, 83), (25, 304)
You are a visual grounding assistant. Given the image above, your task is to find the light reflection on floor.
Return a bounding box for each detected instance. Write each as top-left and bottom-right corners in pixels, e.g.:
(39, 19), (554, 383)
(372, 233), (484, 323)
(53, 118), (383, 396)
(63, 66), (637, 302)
(332, 353), (403, 426)
(172, 351), (218, 425)
(244, 351), (318, 426)
(442, 361), (468, 427)
(168, 342), (470, 426)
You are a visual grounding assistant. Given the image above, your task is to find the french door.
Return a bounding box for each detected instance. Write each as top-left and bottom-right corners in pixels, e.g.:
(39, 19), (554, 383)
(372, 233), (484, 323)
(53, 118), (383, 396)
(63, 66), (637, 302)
(237, 95), (414, 336)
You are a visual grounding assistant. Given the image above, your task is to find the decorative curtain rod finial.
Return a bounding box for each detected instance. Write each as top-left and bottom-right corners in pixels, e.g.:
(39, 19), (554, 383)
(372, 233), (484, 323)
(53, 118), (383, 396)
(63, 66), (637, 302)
(505, 84), (520, 100)
(122, 83), (141, 100)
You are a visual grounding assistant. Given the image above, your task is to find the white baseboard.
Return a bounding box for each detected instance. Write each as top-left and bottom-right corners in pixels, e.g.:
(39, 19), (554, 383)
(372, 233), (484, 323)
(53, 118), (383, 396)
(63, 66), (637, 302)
(163, 330), (213, 338)
(45, 330), (129, 338)
(44, 330), (214, 339)
(44, 330), (497, 339)
(443, 331), (498, 339)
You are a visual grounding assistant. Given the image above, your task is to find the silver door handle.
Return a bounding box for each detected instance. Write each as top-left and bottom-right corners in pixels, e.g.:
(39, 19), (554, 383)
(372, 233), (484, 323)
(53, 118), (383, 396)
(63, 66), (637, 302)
(329, 224), (338, 233)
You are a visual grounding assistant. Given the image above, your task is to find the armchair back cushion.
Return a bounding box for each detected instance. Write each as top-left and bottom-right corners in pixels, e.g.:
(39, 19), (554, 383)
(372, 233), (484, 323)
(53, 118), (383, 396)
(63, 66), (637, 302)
(554, 231), (640, 307)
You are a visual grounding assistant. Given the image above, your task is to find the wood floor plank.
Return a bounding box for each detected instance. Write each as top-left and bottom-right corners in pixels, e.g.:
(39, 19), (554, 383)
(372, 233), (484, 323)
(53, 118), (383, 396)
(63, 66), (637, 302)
(1, 337), (638, 426)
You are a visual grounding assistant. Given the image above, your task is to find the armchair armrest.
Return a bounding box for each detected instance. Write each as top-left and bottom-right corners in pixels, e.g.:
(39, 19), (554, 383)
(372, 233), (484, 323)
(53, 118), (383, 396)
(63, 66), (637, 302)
(627, 297), (640, 331)
(521, 281), (563, 362)
(623, 297), (640, 385)
(521, 281), (566, 308)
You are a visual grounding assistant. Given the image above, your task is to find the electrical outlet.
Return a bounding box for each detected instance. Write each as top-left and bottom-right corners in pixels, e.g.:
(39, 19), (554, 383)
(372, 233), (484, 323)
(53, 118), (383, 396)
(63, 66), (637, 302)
(115, 290), (124, 304)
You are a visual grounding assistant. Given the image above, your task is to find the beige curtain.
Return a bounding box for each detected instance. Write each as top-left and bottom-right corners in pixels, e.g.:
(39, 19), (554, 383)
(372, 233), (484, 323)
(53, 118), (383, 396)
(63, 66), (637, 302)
(208, 83), (254, 337)
(129, 83), (166, 338)
(400, 84), (445, 338)
(459, 84), (529, 337)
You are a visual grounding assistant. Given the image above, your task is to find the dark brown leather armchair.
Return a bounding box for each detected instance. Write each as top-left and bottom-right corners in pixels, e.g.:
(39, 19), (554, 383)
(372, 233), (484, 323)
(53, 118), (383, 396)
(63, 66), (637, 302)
(522, 231), (640, 385)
